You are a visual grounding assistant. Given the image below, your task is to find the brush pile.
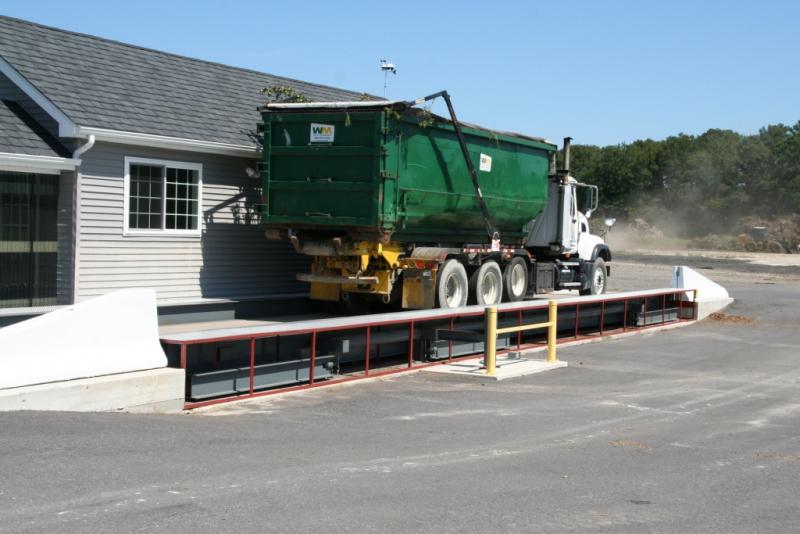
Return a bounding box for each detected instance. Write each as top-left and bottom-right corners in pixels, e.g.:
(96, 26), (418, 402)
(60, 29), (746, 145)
(735, 216), (800, 254)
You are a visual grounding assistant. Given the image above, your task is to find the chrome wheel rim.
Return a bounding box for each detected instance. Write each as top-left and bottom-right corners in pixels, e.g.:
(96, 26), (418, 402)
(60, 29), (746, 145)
(482, 272), (501, 304)
(445, 275), (462, 307)
(593, 267), (606, 294)
(510, 263), (526, 296)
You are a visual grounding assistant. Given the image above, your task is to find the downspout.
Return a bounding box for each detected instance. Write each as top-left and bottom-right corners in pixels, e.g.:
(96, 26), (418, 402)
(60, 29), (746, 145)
(70, 134), (94, 306)
(73, 134), (95, 160)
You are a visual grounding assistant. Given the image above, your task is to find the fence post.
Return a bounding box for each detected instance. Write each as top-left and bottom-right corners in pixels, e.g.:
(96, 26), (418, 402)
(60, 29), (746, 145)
(693, 288), (699, 320)
(484, 307), (497, 376)
(547, 300), (558, 363)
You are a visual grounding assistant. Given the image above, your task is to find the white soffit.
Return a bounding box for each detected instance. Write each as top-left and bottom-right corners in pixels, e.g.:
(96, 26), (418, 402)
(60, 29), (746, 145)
(0, 152), (80, 174)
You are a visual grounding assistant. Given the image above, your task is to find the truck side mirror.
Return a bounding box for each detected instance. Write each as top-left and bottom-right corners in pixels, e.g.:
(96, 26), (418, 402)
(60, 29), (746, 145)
(584, 186), (597, 218)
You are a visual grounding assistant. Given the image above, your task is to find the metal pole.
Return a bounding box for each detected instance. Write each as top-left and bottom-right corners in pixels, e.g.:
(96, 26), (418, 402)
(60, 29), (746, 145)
(643, 297), (648, 327)
(448, 318), (454, 361)
(249, 337), (255, 395)
(485, 307), (497, 376)
(364, 326), (371, 376)
(623, 299), (628, 331)
(599, 301), (605, 335)
(309, 332), (317, 385)
(408, 321), (415, 368)
(547, 300), (558, 363)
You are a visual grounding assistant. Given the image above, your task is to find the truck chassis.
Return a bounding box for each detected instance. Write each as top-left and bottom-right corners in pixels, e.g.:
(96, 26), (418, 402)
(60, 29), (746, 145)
(289, 236), (609, 311)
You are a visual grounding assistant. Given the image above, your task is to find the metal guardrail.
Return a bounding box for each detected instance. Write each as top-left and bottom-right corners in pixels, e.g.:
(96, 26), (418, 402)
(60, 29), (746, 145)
(484, 299), (558, 375)
(160, 288), (699, 409)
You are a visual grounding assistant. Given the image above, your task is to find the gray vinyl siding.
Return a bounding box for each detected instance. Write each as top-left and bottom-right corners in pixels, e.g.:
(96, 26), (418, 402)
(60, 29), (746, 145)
(56, 170), (75, 304)
(0, 71), (59, 139)
(76, 142), (308, 303)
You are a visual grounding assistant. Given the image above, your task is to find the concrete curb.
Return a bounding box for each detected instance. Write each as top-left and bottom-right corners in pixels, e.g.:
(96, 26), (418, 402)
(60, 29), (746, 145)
(0, 368), (185, 413)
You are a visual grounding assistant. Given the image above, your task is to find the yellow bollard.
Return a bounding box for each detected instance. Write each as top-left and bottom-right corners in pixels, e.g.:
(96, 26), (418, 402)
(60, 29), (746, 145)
(484, 306), (497, 375)
(547, 299), (558, 363)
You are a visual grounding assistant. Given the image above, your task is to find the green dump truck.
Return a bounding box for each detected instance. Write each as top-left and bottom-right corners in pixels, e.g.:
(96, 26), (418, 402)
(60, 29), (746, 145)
(258, 91), (611, 310)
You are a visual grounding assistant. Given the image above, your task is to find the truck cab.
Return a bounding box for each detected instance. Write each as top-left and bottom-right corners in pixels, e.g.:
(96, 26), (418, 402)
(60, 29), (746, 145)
(525, 139), (611, 296)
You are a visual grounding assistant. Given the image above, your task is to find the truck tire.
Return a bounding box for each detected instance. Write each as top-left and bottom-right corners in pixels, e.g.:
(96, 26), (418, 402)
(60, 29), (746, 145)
(469, 261), (503, 306)
(580, 258), (607, 296)
(436, 259), (469, 309)
(503, 257), (528, 302)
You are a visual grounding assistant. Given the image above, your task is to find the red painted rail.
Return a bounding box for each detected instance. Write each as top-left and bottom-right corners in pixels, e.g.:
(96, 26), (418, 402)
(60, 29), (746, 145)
(160, 289), (698, 410)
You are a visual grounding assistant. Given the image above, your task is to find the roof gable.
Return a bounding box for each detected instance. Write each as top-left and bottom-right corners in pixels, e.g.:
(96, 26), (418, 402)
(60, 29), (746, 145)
(0, 99), (70, 158)
(0, 16), (369, 148)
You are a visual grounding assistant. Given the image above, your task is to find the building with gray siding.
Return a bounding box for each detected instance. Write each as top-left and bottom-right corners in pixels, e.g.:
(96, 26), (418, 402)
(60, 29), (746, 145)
(0, 15), (367, 322)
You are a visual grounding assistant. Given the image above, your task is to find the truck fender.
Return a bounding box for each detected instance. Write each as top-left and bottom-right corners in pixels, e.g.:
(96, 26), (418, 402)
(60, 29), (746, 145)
(409, 247), (459, 262)
(585, 246), (611, 287)
(591, 244), (612, 262)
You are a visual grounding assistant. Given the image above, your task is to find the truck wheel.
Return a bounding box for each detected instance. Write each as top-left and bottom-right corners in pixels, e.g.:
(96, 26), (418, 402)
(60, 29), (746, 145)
(469, 261), (503, 306)
(436, 259), (469, 308)
(503, 257), (528, 302)
(580, 258), (607, 296)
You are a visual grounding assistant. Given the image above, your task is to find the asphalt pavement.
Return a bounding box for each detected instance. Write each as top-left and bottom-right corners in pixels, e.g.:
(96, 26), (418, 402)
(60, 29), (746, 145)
(1, 263), (799, 533)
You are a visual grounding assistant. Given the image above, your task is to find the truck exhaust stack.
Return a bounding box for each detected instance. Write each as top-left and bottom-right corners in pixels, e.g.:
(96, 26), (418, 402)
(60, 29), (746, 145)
(562, 136), (572, 175)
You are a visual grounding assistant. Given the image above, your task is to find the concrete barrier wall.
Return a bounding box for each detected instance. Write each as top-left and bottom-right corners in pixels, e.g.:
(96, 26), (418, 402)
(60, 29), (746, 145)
(0, 289), (167, 390)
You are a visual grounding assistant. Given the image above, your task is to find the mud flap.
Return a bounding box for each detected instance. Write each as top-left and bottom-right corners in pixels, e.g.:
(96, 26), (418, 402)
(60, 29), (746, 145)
(310, 281), (340, 302)
(402, 269), (436, 309)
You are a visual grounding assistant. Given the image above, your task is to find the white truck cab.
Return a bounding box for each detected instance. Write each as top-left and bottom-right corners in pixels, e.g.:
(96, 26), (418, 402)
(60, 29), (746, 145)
(526, 139), (611, 295)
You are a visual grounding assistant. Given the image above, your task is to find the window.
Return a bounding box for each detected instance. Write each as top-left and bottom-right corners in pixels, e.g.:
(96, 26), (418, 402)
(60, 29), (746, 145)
(0, 172), (58, 308)
(124, 157), (202, 235)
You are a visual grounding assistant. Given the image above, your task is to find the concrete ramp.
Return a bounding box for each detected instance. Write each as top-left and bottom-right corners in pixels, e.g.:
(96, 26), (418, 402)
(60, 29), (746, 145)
(672, 266), (734, 319)
(0, 289), (166, 389)
(0, 289), (182, 412)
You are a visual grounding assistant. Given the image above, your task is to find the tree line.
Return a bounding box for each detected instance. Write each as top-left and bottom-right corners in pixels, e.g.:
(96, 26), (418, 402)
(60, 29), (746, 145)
(571, 121), (800, 237)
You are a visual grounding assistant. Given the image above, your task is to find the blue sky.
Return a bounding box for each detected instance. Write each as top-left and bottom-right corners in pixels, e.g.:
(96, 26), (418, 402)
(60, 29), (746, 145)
(4, 0), (799, 146)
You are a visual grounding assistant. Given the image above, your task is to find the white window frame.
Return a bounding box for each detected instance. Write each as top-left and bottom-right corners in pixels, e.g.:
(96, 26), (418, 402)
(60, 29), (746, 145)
(123, 156), (203, 236)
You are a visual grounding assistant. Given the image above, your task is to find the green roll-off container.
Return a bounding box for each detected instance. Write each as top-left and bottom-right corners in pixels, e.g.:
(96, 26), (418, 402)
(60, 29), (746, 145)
(259, 102), (557, 245)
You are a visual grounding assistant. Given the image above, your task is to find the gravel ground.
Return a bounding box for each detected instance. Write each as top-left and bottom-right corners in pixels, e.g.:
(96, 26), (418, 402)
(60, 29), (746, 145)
(610, 249), (800, 291)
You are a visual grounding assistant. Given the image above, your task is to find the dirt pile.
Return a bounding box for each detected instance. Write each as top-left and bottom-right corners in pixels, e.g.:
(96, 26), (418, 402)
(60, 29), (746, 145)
(707, 312), (758, 325)
(684, 215), (800, 254)
(628, 218), (664, 239)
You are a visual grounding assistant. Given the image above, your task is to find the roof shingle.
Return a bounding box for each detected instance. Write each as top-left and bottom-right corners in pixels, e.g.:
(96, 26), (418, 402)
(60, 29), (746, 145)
(0, 16), (369, 147)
